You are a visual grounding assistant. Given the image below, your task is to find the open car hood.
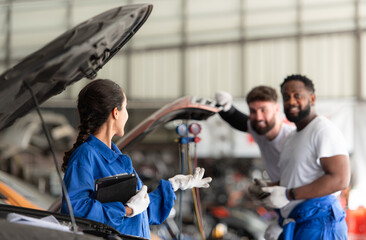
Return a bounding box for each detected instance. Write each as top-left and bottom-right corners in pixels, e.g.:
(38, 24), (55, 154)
(116, 96), (220, 151)
(0, 4), (152, 239)
(0, 4), (153, 131)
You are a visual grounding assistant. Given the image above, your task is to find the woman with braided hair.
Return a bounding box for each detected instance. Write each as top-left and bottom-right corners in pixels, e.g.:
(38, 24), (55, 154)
(60, 79), (212, 239)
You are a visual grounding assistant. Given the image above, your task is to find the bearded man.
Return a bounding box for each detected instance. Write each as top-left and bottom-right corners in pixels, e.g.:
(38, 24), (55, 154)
(216, 86), (295, 183)
(216, 86), (296, 239)
(260, 75), (350, 240)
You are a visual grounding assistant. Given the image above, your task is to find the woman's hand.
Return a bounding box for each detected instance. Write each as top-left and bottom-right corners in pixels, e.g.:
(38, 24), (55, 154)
(125, 185), (150, 217)
(125, 206), (133, 216)
(168, 167), (212, 192)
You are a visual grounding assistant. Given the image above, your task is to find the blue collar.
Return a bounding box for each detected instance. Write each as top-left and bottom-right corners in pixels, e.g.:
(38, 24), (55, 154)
(87, 135), (123, 163)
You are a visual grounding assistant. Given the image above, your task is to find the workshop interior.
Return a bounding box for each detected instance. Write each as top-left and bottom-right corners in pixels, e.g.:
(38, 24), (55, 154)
(0, 0), (366, 239)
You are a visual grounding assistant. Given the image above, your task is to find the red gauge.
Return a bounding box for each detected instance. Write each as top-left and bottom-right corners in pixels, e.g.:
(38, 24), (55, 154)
(189, 123), (202, 135)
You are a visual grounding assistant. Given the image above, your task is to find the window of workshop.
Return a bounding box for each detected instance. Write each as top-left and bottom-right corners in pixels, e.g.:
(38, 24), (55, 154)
(97, 54), (128, 92)
(301, 0), (355, 34)
(71, 0), (128, 26)
(301, 34), (355, 97)
(244, 39), (297, 90)
(244, 0), (297, 39)
(129, 49), (181, 99)
(11, 1), (67, 59)
(360, 2), (366, 28)
(185, 44), (242, 98)
(186, 0), (241, 43)
(360, 33), (366, 99)
(131, 0), (182, 48)
(0, 5), (6, 61)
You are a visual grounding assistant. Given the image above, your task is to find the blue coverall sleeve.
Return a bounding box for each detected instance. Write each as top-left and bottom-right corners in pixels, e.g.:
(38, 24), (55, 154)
(62, 160), (126, 228)
(147, 179), (176, 225)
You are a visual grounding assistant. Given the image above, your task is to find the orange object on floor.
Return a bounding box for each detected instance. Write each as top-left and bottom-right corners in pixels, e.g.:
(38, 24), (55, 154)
(347, 207), (366, 240)
(0, 181), (42, 210)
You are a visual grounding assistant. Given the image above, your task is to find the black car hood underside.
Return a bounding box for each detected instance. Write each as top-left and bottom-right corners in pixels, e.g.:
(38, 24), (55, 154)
(0, 204), (147, 240)
(0, 4), (152, 131)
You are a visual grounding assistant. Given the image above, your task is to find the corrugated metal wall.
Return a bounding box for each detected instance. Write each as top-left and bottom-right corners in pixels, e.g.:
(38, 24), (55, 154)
(0, 0), (364, 101)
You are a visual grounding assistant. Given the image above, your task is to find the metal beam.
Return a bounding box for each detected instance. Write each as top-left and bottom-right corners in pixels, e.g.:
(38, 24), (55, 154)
(355, 0), (362, 100)
(4, 0), (12, 69)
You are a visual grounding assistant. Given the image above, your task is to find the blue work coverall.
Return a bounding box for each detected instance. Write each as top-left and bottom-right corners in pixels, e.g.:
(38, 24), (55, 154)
(279, 195), (347, 240)
(61, 135), (176, 239)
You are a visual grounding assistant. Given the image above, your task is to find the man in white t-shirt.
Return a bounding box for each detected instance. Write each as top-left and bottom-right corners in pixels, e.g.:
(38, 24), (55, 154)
(260, 75), (350, 239)
(216, 86), (295, 183)
(216, 86), (295, 239)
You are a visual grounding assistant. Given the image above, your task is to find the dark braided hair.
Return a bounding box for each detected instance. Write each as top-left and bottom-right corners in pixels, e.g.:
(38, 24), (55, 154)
(62, 79), (125, 172)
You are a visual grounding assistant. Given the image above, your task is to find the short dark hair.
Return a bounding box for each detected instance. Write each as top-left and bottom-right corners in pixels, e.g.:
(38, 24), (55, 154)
(246, 86), (278, 104)
(280, 74), (315, 93)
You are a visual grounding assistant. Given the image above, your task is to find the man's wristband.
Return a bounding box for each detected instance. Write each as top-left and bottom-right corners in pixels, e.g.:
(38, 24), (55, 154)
(289, 188), (296, 200)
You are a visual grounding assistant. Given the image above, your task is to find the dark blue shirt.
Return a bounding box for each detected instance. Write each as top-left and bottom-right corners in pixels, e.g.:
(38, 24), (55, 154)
(61, 135), (175, 238)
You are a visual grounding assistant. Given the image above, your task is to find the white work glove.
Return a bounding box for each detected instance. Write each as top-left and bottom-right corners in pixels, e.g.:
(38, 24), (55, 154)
(169, 167), (212, 192)
(215, 91), (233, 112)
(247, 178), (270, 201)
(264, 222), (283, 240)
(261, 186), (289, 209)
(126, 185), (150, 217)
